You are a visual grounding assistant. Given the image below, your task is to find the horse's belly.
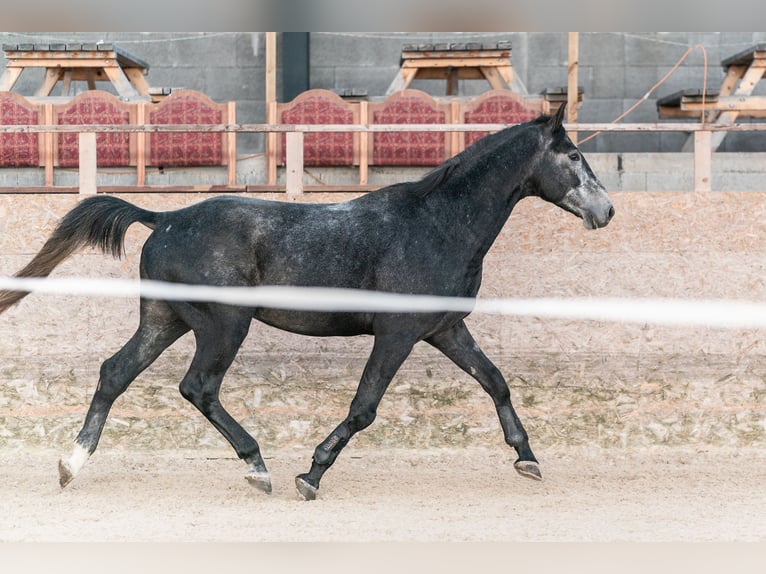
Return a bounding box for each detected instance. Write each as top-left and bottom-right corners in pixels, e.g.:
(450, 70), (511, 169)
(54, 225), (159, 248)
(253, 309), (373, 337)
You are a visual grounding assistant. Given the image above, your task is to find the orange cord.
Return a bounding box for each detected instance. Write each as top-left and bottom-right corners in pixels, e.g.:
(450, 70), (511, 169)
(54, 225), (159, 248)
(579, 43), (709, 144)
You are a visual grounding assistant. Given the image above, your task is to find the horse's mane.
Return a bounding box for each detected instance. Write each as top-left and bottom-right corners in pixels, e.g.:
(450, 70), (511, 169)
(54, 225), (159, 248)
(402, 114), (552, 198)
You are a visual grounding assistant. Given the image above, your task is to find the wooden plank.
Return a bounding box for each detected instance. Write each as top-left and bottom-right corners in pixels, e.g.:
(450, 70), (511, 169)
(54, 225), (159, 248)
(265, 32), (277, 105)
(446, 68), (459, 95)
(449, 100), (460, 156)
(285, 131), (304, 196)
(0, 66), (23, 91)
(358, 101), (369, 185)
(78, 132), (98, 195)
(708, 63), (766, 150)
(102, 66), (141, 100)
(266, 101), (278, 186)
(657, 106), (700, 118)
(60, 70), (73, 96)
(136, 102), (146, 186)
(568, 32), (579, 144)
(402, 56), (511, 69)
(3, 57), (125, 69)
(407, 68), (484, 80)
(694, 130), (712, 192)
(681, 95), (766, 112)
(401, 49), (510, 60)
(123, 68), (151, 96)
(226, 101), (237, 186)
(495, 65), (525, 93)
(721, 43), (766, 68)
(479, 66), (510, 91)
(385, 67), (417, 95)
(34, 68), (62, 97)
(43, 103), (54, 187)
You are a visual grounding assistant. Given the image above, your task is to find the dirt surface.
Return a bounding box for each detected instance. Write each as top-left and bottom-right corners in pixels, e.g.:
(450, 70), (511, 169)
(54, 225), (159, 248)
(2, 444), (764, 542)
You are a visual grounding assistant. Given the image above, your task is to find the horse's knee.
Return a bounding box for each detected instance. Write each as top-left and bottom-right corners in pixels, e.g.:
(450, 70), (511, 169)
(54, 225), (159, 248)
(96, 357), (130, 399)
(179, 376), (203, 404)
(179, 375), (220, 411)
(349, 407), (377, 433)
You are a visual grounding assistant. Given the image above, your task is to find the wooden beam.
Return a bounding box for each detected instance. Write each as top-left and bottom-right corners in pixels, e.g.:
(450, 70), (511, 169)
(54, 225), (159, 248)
(102, 66), (141, 100)
(681, 95), (766, 112)
(402, 56), (510, 69)
(358, 101), (369, 185)
(136, 102), (146, 186)
(694, 130), (712, 192)
(266, 101), (278, 186)
(43, 103), (54, 187)
(34, 68), (63, 97)
(285, 131), (303, 196)
(78, 132), (97, 195)
(265, 32), (277, 105)
(0, 66), (23, 91)
(568, 32), (579, 144)
(226, 101), (237, 186)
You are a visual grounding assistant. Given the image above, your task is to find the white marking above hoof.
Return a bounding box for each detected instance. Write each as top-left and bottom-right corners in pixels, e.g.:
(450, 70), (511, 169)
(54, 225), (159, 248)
(245, 471), (272, 495)
(59, 444), (90, 489)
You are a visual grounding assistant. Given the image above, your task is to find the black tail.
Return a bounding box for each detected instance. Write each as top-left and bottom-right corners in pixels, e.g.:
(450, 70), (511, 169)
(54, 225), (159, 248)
(0, 196), (158, 313)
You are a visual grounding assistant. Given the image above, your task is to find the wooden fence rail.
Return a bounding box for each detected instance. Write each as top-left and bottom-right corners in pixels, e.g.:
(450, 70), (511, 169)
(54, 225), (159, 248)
(2, 121), (766, 194)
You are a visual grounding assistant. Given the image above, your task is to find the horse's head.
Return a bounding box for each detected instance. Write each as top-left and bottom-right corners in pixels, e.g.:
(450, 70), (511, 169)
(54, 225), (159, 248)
(530, 104), (614, 230)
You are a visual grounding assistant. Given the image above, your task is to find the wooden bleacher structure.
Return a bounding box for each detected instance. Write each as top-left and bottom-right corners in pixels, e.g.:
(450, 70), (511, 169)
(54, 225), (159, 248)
(0, 89), (236, 189)
(658, 43), (766, 151)
(266, 88), (550, 190)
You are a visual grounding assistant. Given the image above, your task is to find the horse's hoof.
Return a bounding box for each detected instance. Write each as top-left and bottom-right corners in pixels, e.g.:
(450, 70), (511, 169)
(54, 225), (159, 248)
(58, 459), (74, 489)
(245, 471), (272, 495)
(295, 476), (318, 501)
(514, 460), (542, 481)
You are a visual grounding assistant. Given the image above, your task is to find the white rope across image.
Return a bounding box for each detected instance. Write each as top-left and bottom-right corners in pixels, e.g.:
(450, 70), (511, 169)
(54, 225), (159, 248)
(2, 274), (766, 329)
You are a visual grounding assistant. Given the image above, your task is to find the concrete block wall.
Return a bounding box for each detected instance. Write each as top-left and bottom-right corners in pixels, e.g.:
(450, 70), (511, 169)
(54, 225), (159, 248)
(3, 32), (766, 156)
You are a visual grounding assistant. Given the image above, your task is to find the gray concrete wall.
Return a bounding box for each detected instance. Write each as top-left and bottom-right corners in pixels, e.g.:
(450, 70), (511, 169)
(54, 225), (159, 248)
(3, 32), (766, 155)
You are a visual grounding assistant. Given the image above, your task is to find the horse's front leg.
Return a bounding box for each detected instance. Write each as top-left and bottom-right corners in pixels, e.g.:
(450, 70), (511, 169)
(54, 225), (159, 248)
(295, 334), (415, 500)
(427, 320), (541, 481)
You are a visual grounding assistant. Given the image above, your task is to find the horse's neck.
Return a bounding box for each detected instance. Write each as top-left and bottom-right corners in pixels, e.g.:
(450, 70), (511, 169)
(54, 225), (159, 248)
(430, 132), (536, 256)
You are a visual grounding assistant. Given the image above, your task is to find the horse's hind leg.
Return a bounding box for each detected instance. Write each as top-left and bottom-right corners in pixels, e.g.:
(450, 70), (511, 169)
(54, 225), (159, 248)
(175, 306), (271, 494)
(427, 320), (541, 481)
(295, 334), (415, 500)
(59, 300), (189, 488)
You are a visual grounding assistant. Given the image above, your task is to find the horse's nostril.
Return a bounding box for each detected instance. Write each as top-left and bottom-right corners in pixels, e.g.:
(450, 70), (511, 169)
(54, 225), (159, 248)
(608, 205), (615, 219)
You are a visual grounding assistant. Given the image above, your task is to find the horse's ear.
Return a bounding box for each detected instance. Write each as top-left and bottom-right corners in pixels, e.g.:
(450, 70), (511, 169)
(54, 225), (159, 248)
(551, 102), (567, 131)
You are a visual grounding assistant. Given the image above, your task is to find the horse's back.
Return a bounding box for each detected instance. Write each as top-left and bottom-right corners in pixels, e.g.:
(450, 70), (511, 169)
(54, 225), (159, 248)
(140, 194), (395, 288)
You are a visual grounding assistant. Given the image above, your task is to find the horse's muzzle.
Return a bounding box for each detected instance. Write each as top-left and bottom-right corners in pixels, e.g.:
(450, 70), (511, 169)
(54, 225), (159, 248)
(583, 203), (615, 230)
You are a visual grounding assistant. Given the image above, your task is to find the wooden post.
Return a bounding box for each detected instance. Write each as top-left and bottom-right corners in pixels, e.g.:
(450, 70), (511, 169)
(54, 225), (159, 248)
(136, 102), (146, 186)
(43, 103), (54, 187)
(266, 101), (278, 186)
(266, 32), (278, 188)
(266, 32), (277, 105)
(78, 132), (97, 195)
(694, 130), (712, 191)
(226, 101), (237, 186)
(567, 32), (579, 144)
(285, 131), (304, 196)
(359, 101), (369, 185)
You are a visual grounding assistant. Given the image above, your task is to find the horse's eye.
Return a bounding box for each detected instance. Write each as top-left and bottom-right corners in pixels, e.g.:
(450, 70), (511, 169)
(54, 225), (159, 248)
(568, 152), (580, 161)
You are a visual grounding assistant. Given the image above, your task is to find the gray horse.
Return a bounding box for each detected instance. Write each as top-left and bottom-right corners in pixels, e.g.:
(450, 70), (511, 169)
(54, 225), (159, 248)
(0, 104), (613, 500)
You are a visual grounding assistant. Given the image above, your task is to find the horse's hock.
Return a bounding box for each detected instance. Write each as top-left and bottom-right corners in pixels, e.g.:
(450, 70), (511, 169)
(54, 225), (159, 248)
(0, 190), (765, 452)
